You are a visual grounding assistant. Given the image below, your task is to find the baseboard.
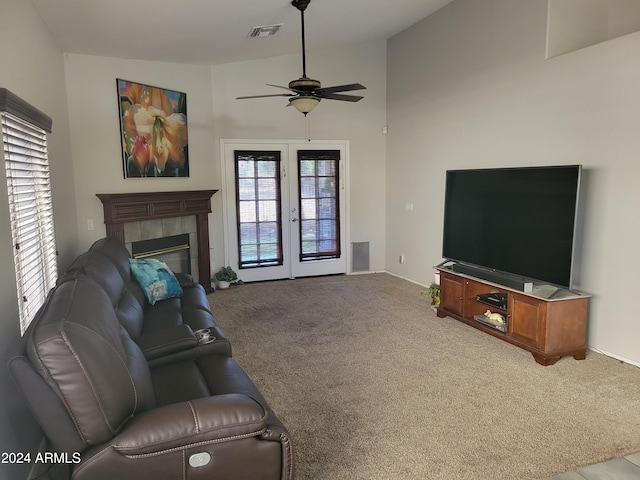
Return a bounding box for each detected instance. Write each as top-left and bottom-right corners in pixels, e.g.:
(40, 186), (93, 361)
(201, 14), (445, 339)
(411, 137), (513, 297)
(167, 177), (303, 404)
(587, 347), (640, 368)
(347, 269), (385, 276)
(383, 270), (429, 289)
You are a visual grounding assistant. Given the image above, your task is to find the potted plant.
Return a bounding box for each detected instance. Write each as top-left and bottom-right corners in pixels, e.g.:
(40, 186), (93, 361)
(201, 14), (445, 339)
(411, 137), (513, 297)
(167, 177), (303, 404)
(214, 266), (243, 290)
(428, 282), (440, 313)
(420, 282), (441, 313)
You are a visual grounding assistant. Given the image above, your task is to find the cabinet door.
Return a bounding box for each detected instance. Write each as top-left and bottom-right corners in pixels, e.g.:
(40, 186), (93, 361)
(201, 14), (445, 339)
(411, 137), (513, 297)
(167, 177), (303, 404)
(440, 274), (464, 316)
(510, 294), (544, 349)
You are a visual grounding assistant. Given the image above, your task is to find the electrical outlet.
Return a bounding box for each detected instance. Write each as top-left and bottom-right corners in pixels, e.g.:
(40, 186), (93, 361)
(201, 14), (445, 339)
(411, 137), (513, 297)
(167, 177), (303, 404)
(87, 219), (94, 231)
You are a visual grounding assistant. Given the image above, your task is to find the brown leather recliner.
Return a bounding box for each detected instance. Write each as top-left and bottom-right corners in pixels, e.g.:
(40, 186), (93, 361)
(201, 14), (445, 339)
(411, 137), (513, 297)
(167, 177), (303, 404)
(9, 274), (293, 479)
(59, 237), (232, 363)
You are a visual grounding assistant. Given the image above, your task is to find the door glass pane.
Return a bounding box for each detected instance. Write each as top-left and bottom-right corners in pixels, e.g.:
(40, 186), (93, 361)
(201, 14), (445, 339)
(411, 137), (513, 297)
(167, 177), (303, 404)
(297, 150), (341, 261)
(235, 151), (283, 268)
(237, 160), (255, 178)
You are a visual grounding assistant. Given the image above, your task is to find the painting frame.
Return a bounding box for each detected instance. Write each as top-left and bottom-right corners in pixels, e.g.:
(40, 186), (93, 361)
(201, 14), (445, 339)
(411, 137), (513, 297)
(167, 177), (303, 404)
(116, 79), (190, 178)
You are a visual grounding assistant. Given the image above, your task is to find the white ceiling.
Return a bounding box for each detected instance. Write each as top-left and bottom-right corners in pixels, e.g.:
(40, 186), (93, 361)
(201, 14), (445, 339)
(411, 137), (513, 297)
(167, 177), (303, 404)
(31, 0), (454, 66)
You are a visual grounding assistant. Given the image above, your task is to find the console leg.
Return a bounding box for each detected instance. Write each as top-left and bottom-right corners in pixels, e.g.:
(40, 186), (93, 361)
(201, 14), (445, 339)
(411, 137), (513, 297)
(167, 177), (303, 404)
(573, 350), (586, 361)
(532, 353), (559, 366)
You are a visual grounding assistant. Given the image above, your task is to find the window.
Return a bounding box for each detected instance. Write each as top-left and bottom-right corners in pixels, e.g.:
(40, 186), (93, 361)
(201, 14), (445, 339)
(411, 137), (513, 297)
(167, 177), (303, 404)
(234, 151), (283, 268)
(297, 150), (341, 261)
(0, 89), (56, 334)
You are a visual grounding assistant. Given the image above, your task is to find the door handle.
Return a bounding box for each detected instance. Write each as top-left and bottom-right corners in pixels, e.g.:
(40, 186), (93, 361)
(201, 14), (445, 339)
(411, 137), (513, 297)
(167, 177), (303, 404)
(292, 218), (298, 222)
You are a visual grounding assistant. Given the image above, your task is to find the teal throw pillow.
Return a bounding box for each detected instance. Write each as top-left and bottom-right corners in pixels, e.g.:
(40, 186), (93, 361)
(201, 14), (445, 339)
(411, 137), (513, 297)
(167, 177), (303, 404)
(129, 258), (183, 305)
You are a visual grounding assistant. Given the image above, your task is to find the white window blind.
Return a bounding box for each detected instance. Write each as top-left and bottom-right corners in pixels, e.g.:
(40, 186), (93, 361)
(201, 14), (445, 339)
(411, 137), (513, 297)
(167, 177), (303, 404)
(234, 151), (284, 268)
(297, 150), (341, 262)
(1, 93), (57, 334)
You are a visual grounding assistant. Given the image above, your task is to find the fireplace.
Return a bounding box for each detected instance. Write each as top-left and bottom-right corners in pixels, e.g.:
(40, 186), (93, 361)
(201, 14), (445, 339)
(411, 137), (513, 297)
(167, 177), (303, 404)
(97, 190), (217, 292)
(132, 233), (191, 274)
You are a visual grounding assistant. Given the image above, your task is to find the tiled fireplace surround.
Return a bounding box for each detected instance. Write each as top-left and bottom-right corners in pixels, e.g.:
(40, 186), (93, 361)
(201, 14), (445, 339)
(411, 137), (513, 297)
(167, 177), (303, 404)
(97, 190), (217, 293)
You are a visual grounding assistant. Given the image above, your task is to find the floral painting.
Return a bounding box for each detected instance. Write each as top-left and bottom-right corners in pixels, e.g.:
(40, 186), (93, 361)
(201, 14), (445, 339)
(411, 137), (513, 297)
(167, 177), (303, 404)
(117, 79), (189, 178)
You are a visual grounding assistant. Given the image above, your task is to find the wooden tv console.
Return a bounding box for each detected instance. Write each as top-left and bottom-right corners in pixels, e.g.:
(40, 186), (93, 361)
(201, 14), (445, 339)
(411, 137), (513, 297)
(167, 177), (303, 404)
(435, 266), (590, 366)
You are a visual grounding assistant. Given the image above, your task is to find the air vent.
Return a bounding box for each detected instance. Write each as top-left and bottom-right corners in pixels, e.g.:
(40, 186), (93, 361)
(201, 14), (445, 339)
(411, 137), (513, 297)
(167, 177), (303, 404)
(248, 24), (283, 38)
(352, 242), (370, 272)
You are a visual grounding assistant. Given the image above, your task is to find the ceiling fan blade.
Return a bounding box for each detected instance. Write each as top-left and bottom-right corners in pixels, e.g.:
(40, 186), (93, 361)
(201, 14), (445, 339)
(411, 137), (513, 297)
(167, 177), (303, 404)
(266, 84), (304, 94)
(236, 93), (294, 100)
(316, 83), (366, 95)
(319, 93), (364, 102)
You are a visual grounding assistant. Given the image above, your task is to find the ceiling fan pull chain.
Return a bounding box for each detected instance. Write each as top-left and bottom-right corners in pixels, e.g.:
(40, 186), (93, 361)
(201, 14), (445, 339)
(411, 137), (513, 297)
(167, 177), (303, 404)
(305, 114), (311, 142)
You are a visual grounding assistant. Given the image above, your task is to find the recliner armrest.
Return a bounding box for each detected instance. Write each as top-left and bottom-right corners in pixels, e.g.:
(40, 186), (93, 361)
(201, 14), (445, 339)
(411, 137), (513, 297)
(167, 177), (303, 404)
(135, 325), (198, 360)
(112, 394), (267, 456)
(73, 394), (287, 480)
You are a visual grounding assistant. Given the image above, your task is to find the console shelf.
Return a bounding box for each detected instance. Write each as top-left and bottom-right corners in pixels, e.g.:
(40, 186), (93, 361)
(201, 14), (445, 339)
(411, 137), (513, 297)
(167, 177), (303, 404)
(435, 266), (590, 366)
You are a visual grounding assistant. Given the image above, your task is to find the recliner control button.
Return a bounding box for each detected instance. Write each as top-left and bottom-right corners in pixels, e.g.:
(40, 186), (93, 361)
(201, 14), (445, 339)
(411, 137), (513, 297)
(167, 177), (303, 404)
(189, 452), (211, 468)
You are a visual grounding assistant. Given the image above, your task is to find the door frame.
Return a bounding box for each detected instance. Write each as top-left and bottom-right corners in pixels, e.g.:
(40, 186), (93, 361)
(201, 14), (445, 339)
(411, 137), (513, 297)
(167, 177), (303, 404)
(219, 138), (351, 280)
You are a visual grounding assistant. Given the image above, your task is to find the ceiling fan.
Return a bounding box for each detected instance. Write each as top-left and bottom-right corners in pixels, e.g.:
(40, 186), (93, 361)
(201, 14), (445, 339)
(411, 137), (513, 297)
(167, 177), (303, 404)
(236, 0), (366, 115)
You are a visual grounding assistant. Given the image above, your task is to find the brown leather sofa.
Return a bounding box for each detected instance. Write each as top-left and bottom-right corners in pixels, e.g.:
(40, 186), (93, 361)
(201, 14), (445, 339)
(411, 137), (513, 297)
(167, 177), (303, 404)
(9, 238), (293, 480)
(61, 237), (232, 364)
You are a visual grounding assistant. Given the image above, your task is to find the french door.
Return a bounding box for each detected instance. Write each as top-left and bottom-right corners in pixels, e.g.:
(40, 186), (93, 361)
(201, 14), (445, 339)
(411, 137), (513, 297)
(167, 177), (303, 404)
(222, 140), (348, 282)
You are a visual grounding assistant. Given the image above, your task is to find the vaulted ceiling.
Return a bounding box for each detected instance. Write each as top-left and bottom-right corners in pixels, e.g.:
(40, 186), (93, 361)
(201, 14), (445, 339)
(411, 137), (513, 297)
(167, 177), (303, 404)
(31, 0), (453, 65)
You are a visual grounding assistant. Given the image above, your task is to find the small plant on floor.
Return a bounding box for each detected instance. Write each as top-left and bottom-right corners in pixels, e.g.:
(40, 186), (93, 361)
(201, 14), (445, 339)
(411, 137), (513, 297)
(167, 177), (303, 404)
(214, 266), (243, 289)
(420, 282), (440, 314)
(428, 282), (440, 308)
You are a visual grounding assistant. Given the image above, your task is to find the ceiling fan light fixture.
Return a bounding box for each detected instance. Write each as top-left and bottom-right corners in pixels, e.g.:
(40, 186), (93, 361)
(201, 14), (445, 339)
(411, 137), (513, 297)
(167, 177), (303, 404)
(289, 96), (320, 114)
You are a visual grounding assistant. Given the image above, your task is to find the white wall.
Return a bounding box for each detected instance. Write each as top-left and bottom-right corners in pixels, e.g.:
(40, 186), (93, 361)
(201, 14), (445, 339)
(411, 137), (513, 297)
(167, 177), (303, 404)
(211, 40), (388, 272)
(547, 0), (640, 58)
(63, 54), (220, 266)
(386, 0), (640, 365)
(0, 1), (77, 478)
(64, 40), (386, 278)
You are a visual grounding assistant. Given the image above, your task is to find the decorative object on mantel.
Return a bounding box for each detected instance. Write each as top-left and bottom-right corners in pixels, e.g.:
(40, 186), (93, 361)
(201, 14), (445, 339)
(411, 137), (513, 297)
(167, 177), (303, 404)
(96, 190), (217, 293)
(214, 266), (243, 290)
(236, 0), (366, 117)
(116, 79), (189, 178)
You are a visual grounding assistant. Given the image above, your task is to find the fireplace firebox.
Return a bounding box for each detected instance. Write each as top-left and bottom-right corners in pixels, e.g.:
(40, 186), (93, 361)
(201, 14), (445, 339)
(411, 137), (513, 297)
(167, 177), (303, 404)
(132, 233), (191, 275)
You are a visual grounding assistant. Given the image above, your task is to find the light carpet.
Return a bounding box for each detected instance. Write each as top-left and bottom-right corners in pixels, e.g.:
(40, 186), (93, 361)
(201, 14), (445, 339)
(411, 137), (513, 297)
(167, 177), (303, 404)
(208, 273), (640, 480)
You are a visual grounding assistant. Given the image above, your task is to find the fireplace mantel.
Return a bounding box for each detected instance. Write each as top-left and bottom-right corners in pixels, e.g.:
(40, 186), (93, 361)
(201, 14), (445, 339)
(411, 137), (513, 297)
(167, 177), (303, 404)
(97, 190), (218, 292)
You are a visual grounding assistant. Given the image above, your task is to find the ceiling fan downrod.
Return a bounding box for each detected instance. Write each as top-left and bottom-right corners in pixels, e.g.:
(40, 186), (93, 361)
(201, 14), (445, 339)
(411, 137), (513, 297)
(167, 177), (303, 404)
(292, 0), (311, 79)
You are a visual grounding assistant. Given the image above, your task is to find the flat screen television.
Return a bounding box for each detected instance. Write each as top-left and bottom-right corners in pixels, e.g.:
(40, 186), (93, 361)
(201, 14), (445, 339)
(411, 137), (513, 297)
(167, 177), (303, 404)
(442, 165), (582, 289)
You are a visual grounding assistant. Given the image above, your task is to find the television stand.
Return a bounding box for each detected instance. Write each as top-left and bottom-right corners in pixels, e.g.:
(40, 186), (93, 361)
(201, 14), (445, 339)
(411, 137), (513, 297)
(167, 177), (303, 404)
(435, 265), (590, 366)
